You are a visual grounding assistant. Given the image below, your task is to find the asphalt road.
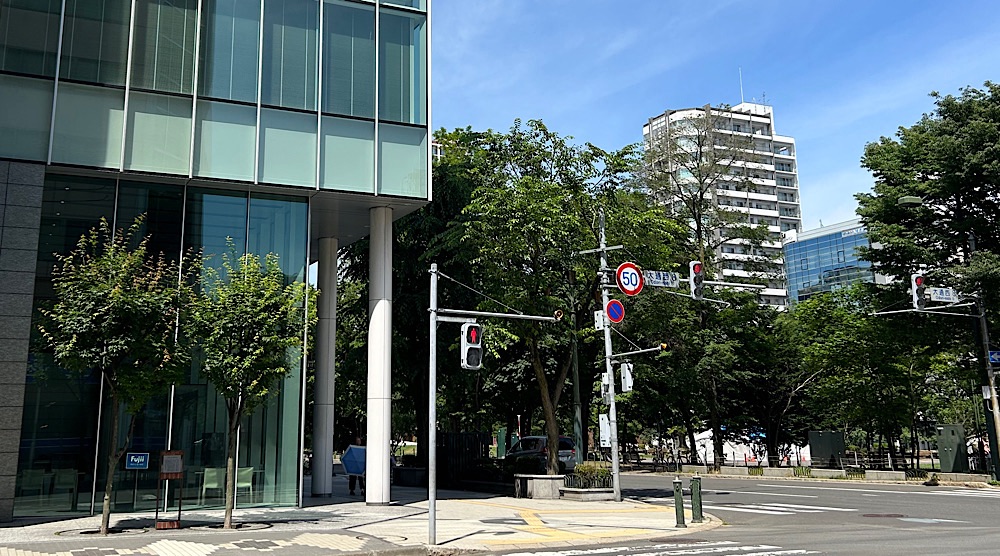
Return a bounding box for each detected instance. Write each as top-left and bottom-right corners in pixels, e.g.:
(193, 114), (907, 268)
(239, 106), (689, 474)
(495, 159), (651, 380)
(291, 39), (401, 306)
(620, 474), (1000, 555)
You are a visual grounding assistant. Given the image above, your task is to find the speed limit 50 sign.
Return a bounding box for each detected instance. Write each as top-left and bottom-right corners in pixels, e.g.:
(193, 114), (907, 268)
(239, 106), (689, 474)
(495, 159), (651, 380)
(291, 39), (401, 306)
(616, 262), (644, 296)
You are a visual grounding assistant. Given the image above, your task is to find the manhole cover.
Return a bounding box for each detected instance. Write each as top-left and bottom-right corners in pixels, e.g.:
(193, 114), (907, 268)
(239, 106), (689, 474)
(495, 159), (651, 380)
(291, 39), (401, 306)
(192, 522), (272, 531)
(863, 514), (906, 518)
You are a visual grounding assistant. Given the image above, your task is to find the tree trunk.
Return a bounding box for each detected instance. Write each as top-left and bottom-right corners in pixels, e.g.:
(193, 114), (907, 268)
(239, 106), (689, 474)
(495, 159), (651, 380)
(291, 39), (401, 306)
(100, 399), (121, 535)
(709, 375), (724, 471)
(765, 425), (782, 467)
(683, 411), (698, 465)
(224, 412), (239, 529)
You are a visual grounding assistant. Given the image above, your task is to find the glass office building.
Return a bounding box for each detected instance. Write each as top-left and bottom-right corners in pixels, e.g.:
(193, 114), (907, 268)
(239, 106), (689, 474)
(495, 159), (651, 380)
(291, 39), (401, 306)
(0, 0), (430, 520)
(782, 219), (874, 303)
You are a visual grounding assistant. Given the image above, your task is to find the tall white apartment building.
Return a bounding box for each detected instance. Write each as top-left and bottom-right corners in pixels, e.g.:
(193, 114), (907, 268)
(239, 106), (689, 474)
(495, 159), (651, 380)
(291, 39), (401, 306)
(642, 102), (803, 307)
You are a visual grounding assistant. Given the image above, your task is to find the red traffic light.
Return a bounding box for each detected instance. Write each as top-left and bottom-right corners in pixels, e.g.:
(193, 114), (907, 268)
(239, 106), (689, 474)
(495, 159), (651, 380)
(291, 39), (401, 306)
(914, 275), (925, 287)
(693, 263), (703, 275)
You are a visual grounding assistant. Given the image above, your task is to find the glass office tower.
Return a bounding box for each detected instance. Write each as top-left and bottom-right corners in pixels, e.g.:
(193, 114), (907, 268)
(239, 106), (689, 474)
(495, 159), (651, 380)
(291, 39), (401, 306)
(0, 0), (429, 518)
(782, 219), (874, 303)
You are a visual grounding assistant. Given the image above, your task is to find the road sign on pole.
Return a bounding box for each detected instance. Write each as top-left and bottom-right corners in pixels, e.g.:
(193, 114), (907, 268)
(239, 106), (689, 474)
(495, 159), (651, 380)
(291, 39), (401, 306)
(594, 310), (607, 331)
(990, 351), (1000, 364)
(643, 270), (680, 288)
(616, 262), (644, 296)
(620, 362), (634, 393)
(931, 287), (959, 303)
(605, 299), (625, 323)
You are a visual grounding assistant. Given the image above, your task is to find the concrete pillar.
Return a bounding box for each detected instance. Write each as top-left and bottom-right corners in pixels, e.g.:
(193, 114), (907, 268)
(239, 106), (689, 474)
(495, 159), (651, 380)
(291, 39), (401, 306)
(366, 206), (392, 505)
(0, 162), (45, 522)
(311, 237), (338, 496)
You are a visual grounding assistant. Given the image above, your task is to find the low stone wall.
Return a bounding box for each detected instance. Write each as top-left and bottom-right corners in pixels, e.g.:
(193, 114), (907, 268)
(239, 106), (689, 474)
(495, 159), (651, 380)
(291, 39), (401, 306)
(720, 466), (748, 476)
(762, 467), (794, 477)
(937, 473), (990, 483)
(811, 468), (846, 479)
(865, 470), (905, 481)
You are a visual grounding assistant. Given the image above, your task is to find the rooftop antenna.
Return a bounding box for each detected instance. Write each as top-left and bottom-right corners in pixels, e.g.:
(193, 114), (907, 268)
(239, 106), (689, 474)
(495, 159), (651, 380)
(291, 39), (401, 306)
(739, 67), (745, 104)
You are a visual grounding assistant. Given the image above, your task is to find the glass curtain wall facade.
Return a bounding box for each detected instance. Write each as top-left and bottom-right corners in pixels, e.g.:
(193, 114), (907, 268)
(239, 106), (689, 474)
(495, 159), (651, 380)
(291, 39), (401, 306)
(0, 0), (429, 198)
(2, 0), (428, 517)
(783, 222), (874, 303)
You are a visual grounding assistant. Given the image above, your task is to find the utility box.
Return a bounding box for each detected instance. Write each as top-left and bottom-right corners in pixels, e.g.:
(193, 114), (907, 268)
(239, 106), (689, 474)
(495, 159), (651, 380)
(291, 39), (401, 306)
(936, 424), (968, 473)
(808, 430), (845, 468)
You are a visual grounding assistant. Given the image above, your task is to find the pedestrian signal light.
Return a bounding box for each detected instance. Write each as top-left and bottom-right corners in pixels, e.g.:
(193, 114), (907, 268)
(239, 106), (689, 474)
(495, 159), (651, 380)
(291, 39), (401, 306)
(689, 261), (705, 300)
(911, 273), (927, 310)
(461, 322), (483, 370)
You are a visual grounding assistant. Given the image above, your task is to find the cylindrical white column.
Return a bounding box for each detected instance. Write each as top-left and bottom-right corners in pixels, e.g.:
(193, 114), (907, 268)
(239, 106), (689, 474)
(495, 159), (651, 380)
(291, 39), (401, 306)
(367, 206), (393, 505)
(312, 237), (338, 496)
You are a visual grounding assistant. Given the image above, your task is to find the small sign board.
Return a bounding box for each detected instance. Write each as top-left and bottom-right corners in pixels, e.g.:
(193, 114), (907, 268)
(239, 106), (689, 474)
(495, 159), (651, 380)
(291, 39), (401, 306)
(616, 262), (644, 296)
(125, 452), (149, 470)
(990, 351), (1000, 365)
(620, 362), (634, 393)
(643, 270), (680, 288)
(605, 299), (625, 324)
(599, 414), (611, 448)
(594, 310), (607, 331)
(160, 451), (183, 479)
(930, 287), (959, 303)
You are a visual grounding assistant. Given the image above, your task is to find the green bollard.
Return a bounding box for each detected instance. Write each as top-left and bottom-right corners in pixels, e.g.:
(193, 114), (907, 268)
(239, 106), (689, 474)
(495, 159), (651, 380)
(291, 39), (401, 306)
(691, 475), (703, 523)
(673, 476), (686, 528)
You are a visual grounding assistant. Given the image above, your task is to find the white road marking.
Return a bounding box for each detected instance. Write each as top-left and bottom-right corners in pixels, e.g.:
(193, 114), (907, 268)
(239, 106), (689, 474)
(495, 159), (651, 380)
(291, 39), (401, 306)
(732, 491), (818, 498)
(701, 504), (795, 515)
(764, 503), (857, 512)
(757, 483), (906, 494)
(732, 504), (823, 513)
(505, 540), (820, 556)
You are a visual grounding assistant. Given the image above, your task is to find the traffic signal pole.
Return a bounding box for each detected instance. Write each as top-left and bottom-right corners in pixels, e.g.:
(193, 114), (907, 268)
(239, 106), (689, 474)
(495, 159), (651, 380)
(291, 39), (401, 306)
(975, 299), (1000, 480)
(597, 211), (624, 502)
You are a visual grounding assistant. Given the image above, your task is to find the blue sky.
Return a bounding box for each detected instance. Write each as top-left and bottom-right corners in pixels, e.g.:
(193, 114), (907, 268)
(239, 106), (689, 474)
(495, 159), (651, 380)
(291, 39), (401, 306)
(431, 0), (1000, 230)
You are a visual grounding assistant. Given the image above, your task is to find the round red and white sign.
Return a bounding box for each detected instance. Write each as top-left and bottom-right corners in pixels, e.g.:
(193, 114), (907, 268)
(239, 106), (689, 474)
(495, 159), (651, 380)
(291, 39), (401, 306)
(616, 262), (644, 296)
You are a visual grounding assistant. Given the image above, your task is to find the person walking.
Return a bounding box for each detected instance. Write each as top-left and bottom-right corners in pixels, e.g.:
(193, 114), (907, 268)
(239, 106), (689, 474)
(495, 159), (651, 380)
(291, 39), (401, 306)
(348, 436), (366, 496)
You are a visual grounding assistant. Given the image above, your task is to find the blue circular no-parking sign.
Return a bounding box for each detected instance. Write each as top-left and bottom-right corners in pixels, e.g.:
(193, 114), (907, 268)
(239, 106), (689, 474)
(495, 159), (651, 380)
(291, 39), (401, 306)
(606, 299), (625, 323)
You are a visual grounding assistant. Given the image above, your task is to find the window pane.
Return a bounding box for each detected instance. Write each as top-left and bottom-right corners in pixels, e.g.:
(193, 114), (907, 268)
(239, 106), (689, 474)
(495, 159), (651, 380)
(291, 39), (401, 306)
(249, 194), (307, 284)
(0, 0), (61, 76)
(0, 74), (52, 161)
(131, 0), (197, 93)
(320, 116), (372, 193)
(60, 0), (131, 85)
(378, 8), (424, 125)
(380, 0), (424, 10)
(51, 82), (124, 168)
(194, 99), (256, 181)
(259, 108), (316, 187)
(116, 181), (185, 260)
(321, 0), (373, 118)
(124, 91), (192, 175)
(184, 187), (248, 275)
(378, 122), (425, 197)
(199, 0), (260, 102)
(261, 0), (317, 111)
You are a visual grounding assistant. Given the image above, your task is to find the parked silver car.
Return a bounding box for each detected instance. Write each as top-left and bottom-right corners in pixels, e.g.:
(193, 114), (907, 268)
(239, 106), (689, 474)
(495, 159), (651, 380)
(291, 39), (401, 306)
(505, 436), (577, 472)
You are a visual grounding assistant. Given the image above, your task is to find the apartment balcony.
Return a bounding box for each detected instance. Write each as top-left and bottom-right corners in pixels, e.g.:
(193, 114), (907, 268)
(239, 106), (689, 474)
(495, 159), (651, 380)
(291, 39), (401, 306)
(747, 206), (779, 218)
(776, 182), (798, 189)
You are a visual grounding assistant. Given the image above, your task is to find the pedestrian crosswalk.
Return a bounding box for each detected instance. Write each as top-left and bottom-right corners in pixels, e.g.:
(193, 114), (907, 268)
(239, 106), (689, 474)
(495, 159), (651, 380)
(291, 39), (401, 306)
(924, 488), (1000, 499)
(506, 540), (820, 555)
(697, 502), (857, 516)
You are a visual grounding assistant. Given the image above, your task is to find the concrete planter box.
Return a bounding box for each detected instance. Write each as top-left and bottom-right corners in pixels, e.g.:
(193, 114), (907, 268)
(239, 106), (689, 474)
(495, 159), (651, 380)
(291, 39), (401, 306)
(811, 468), (846, 479)
(937, 473), (989, 483)
(865, 470), (905, 481)
(514, 474), (564, 500)
(560, 487), (615, 501)
(762, 467), (794, 477)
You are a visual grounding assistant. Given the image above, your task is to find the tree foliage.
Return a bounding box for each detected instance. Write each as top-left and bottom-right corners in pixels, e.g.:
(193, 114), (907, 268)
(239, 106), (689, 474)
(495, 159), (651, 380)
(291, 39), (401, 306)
(191, 249), (311, 528)
(38, 216), (196, 534)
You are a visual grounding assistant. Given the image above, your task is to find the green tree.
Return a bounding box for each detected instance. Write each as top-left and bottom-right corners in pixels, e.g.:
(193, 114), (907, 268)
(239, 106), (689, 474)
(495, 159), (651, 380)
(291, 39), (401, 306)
(191, 250), (311, 528)
(38, 216), (195, 535)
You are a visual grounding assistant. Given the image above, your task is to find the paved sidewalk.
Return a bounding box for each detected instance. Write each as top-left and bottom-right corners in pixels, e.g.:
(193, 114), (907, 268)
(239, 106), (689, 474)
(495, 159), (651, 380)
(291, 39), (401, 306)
(0, 478), (715, 556)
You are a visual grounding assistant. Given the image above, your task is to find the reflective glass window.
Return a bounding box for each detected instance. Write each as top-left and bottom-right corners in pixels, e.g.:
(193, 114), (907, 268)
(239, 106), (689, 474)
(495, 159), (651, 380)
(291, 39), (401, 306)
(259, 108), (316, 187)
(0, 0), (61, 76)
(60, 0), (131, 85)
(320, 115), (373, 193)
(51, 82), (124, 168)
(380, 0), (424, 10)
(130, 0), (197, 94)
(378, 8), (425, 124)
(184, 187), (248, 275)
(116, 181), (185, 260)
(193, 100), (256, 181)
(248, 194), (307, 284)
(0, 74), (52, 161)
(124, 91), (192, 175)
(378, 122), (425, 197)
(199, 0), (260, 102)
(321, 0), (373, 118)
(261, 0), (318, 111)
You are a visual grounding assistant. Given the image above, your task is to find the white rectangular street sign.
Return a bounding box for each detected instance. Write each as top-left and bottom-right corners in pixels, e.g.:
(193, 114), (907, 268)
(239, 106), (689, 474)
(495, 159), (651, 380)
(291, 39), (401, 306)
(643, 270), (680, 288)
(594, 310), (607, 331)
(599, 414), (611, 448)
(930, 287), (959, 303)
(620, 362), (634, 393)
